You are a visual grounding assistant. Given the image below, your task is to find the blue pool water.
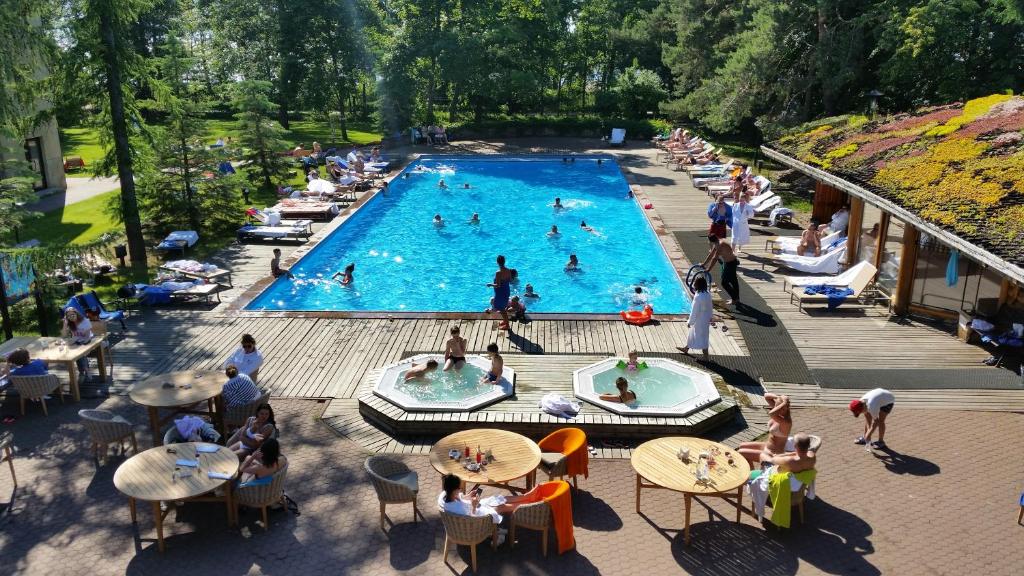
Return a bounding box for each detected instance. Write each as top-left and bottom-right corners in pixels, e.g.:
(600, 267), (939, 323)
(246, 156), (690, 314)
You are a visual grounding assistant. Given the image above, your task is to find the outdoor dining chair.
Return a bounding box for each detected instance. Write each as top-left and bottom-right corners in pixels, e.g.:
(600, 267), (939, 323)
(236, 462), (289, 531)
(11, 374), (64, 416)
(78, 409), (137, 462)
(224, 389), (271, 431)
(537, 428), (588, 489)
(364, 455), (419, 531)
(439, 510), (498, 574)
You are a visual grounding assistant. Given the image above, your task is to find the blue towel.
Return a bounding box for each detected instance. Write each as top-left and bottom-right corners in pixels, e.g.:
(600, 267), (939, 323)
(804, 284), (855, 309)
(946, 250), (959, 287)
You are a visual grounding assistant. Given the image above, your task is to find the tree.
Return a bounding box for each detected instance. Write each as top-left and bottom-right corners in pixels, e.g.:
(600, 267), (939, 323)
(79, 0), (151, 268)
(232, 80), (291, 190)
(614, 63), (667, 118)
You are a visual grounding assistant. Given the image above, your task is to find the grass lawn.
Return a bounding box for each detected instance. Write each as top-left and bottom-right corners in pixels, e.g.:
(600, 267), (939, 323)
(62, 117), (383, 167)
(16, 189), (121, 246)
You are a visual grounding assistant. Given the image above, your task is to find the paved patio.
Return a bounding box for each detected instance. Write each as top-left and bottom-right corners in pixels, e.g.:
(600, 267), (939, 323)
(1, 397), (1022, 575)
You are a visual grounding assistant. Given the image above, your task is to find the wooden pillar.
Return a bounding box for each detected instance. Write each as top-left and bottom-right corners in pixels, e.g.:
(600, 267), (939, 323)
(893, 224), (919, 315)
(873, 213), (890, 273)
(846, 197), (864, 268)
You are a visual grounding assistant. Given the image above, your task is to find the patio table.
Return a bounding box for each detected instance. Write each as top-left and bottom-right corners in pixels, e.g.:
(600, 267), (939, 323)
(113, 442), (239, 552)
(632, 436), (751, 545)
(129, 370), (225, 446)
(0, 335), (107, 402)
(429, 428), (541, 493)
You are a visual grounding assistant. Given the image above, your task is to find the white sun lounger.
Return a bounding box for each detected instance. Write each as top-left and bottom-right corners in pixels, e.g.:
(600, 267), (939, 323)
(781, 260), (874, 291)
(788, 262), (887, 312)
(767, 231), (844, 255)
(765, 241), (848, 274)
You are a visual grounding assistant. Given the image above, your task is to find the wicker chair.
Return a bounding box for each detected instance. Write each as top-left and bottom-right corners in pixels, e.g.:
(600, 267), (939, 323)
(510, 498), (553, 556)
(236, 462), (289, 531)
(439, 510), (498, 573)
(224, 390), (271, 431)
(364, 455), (419, 531)
(78, 409), (137, 461)
(1, 431), (15, 486)
(11, 374), (64, 416)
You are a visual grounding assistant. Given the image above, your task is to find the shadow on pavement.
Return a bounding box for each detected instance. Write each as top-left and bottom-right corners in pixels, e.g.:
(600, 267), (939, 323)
(872, 447), (941, 476)
(572, 490), (623, 531)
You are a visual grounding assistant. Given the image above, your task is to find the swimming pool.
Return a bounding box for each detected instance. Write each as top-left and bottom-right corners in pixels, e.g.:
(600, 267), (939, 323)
(245, 155), (689, 314)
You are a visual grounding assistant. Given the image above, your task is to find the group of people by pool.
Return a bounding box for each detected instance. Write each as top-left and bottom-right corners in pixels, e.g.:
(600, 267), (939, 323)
(403, 330), (505, 385)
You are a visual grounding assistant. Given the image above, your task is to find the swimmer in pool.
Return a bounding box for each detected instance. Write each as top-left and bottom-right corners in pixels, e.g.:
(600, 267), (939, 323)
(547, 225), (560, 237)
(599, 377), (637, 403)
(524, 284), (540, 298)
(481, 342), (503, 384)
(553, 197), (564, 210)
(438, 178), (447, 189)
(626, 188), (634, 198)
(625, 350), (641, 371)
(565, 254), (579, 271)
(463, 183), (471, 189)
(580, 220), (596, 234)
(469, 212), (480, 225)
(433, 214), (444, 227)
(404, 359), (439, 381)
(597, 158), (604, 165)
(403, 173), (410, 179)
(631, 286), (647, 306)
(331, 263), (355, 286)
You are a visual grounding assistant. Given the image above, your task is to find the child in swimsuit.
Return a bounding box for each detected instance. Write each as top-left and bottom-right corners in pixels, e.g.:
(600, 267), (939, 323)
(469, 213), (480, 225)
(443, 326), (468, 371)
(332, 263), (355, 286)
(405, 359), (439, 381)
(481, 343), (503, 384)
(565, 254), (579, 271)
(433, 214), (444, 227)
(524, 284), (540, 298)
(506, 296), (527, 323)
(625, 350), (641, 371)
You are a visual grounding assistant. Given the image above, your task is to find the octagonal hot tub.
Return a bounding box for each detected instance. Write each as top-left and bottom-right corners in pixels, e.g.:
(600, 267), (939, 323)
(374, 354), (515, 412)
(574, 357), (721, 417)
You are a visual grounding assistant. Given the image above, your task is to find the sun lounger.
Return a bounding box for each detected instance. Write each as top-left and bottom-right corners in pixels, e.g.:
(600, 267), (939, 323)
(789, 261), (886, 312)
(169, 283), (223, 304)
(767, 231), (844, 255)
(608, 128), (626, 147)
(781, 260), (876, 291)
(159, 260), (234, 288)
(64, 291), (128, 329)
(764, 240), (847, 274)
(156, 231), (199, 255)
(237, 221), (314, 242)
(272, 200), (340, 221)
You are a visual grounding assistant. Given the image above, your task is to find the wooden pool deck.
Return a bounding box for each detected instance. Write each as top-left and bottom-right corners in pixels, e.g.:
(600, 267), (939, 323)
(50, 137), (1024, 457)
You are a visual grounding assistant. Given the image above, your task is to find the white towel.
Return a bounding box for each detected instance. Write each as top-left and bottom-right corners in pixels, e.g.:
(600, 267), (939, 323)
(769, 207), (794, 226)
(539, 392), (580, 418)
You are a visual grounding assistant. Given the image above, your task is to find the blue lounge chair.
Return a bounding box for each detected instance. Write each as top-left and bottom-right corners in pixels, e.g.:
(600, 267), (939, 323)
(64, 291), (127, 330)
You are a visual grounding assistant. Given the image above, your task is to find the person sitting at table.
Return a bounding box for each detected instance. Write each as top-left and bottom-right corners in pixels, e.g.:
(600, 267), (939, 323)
(763, 432), (817, 473)
(62, 308), (93, 383)
(163, 414), (221, 444)
(222, 365), (260, 408)
(437, 473), (545, 531)
(5, 348), (49, 376)
(223, 334), (264, 381)
(227, 403), (276, 458)
(239, 437), (286, 483)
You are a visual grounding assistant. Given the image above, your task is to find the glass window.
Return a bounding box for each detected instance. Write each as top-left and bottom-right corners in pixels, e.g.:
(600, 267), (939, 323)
(858, 204), (883, 263)
(876, 217), (904, 294)
(910, 234), (1005, 313)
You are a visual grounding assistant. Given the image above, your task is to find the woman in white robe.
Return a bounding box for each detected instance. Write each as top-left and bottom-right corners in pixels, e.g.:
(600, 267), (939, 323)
(731, 195), (755, 253)
(679, 276), (713, 360)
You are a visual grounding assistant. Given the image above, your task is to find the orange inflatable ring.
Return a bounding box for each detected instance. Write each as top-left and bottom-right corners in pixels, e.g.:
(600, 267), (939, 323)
(620, 304), (654, 325)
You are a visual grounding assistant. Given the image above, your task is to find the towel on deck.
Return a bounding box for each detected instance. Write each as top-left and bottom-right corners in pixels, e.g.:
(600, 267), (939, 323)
(768, 207), (793, 226)
(539, 481), (575, 554)
(804, 284), (855, 309)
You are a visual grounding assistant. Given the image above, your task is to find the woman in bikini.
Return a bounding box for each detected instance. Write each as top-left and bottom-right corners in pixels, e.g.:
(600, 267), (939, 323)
(239, 438), (286, 483)
(227, 403), (276, 458)
(600, 377), (637, 404)
(443, 326), (468, 371)
(737, 393), (792, 466)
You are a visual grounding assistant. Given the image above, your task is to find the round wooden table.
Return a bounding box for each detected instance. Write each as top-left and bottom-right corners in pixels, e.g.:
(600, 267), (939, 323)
(429, 429), (542, 493)
(631, 437), (751, 545)
(113, 442), (240, 552)
(129, 370), (225, 446)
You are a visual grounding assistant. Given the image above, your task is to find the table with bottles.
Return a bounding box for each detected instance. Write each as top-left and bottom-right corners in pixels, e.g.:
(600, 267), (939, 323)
(428, 428), (541, 493)
(631, 436), (751, 545)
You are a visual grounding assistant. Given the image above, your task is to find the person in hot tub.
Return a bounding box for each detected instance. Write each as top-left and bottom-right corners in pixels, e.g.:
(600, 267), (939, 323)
(600, 377), (637, 404)
(404, 359), (439, 381)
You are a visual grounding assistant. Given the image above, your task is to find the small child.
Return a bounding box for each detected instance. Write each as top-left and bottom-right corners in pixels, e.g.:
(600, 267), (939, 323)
(404, 359), (439, 381)
(469, 212), (480, 225)
(524, 284), (540, 298)
(626, 350), (641, 371)
(506, 295), (527, 323)
(433, 214), (444, 227)
(481, 343), (503, 384)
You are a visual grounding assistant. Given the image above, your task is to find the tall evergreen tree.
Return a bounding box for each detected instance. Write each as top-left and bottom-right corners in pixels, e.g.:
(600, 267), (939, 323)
(232, 80), (291, 191)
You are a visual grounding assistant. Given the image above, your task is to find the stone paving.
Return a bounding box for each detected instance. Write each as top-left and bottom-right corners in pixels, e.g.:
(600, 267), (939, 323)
(1, 396), (1022, 575)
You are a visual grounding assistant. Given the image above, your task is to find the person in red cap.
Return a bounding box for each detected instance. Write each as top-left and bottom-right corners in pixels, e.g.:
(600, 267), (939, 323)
(850, 388), (895, 449)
